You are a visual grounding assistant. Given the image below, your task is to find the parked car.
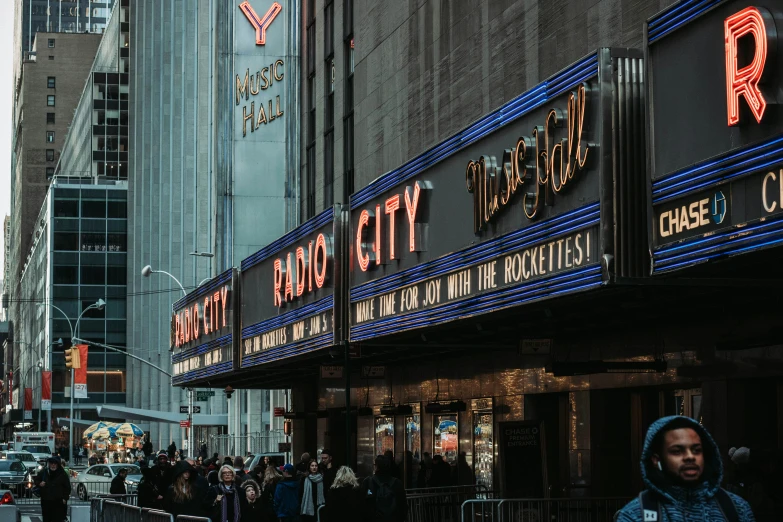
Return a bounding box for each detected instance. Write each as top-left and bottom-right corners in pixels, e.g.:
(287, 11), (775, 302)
(0, 451), (42, 475)
(73, 464), (141, 500)
(243, 453), (286, 472)
(0, 488), (16, 505)
(0, 460), (31, 493)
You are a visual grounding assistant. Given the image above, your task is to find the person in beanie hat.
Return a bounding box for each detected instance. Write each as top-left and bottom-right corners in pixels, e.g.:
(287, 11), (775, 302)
(37, 456), (71, 522)
(615, 416), (756, 522)
(274, 464), (301, 522)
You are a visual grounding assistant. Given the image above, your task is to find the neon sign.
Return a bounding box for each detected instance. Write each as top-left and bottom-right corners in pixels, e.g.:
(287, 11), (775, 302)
(238, 1), (282, 46)
(356, 181), (430, 271)
(725, 7), (770, 126)
(173, 285), (230, 348)
(273, 233), (332, 307)
(465, 84), (589, 233)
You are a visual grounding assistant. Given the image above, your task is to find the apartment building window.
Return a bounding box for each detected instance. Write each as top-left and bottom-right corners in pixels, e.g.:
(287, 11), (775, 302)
(47, 77), (56, 88)
(343, 0), (355, 202)
(47, 95), (55, 106)
(48, 39), (55, 48)
(46, 131), (55, 142)
(304, 0), (316, 220)
(47, 113), (55, 124)
(324, 0), (334, 207)
(46, 149), (54, 161)
(46, 168), (55, 178)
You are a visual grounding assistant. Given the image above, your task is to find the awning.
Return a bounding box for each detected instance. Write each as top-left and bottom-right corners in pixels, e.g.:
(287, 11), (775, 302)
(96, 405), (227, 426)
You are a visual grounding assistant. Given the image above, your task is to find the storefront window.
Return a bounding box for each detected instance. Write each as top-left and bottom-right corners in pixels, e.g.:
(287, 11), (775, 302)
(473, 412), (493, 490)
(433, 415), (458, 465)
(673, 388), (702, 423)
(374, 416), (394, 457)
(471, 398), (493, 490)
(405, 410), (421, 461)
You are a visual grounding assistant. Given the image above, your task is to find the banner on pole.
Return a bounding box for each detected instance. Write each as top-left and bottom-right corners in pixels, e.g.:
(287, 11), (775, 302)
(41, 371), (52, 411)
(24, 388), (32, 419)
(74, 344), (89, 398)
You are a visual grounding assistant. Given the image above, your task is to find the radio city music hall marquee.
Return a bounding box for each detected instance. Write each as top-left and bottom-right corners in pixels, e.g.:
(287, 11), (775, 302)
(172, 285), (230, 348)
(351, 81), (602, 331)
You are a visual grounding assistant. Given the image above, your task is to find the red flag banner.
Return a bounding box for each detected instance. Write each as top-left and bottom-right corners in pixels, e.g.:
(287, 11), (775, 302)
(74, 344), (89, 398)
(41, 371), (52, 411)
(24, 388), (32, 420)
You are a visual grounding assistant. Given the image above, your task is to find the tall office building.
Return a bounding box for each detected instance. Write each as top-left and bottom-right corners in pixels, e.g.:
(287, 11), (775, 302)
(3, 1), (129, 437)
(7, 33), (102, 354)
(127, 0), (299, 448)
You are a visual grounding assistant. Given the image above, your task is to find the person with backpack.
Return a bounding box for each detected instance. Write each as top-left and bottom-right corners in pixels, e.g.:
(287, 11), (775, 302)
(615, 416), (756, 522)
(360, 455), (407, 522)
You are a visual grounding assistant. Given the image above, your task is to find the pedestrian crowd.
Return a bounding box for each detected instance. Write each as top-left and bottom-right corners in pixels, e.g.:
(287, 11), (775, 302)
(136, 448), (407, 522)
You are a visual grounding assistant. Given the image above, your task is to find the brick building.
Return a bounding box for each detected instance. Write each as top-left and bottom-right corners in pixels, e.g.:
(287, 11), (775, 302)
(7, 33), (101, 350)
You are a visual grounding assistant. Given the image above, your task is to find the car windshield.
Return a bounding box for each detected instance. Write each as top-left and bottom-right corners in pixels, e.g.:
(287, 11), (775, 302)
(22, 446), (50, 454)
(12, 453), (36, 462)
(110, 465), (140, 474)
(0, 461), (17, 470)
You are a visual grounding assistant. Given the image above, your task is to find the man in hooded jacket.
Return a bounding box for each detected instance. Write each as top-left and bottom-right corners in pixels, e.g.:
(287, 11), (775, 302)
(37, 456), (71, 522)
(615, 416), (755, 522)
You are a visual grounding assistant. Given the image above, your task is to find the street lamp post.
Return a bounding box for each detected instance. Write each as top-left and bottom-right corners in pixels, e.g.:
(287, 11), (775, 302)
(141, 265), (193, 457)
(40, 299), (105, 464)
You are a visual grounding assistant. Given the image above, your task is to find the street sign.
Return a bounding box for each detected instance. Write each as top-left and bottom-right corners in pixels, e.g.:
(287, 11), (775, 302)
(196, 391), (215, 401)
(278, 442), (291, 452)
(179, 420), (191, 428)
(361, 365), (386, 378)
(180, 406), (201, 414)
(320, 365), (343, 379)
(273, 407), (285, 417)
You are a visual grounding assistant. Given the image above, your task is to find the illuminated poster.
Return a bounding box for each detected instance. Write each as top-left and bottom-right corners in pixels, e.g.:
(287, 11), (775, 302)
(374, 416), (394, 457)
(473, 412), (493, 490)
(433, 415), (458, 465)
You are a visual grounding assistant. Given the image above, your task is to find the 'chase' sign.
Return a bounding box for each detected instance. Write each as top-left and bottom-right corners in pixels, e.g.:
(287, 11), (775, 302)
(647, 0), (783, 272)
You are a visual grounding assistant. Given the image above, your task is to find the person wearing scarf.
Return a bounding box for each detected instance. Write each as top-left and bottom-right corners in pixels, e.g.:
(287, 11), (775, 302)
(211, 465), (241, 522)
(300, 460), (325, 521)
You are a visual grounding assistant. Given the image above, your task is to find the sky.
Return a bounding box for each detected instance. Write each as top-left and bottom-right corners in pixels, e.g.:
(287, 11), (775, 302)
(0, 2), (12, 279)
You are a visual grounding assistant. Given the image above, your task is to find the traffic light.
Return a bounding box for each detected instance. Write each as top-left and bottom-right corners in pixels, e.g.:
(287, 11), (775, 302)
(283, 420), (292, 436)
(64, 348), (81, 369)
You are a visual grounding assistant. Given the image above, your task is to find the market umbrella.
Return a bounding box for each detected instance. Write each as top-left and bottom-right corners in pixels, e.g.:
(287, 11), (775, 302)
(88, 425), (115, 440)
(83, 422), (109, 439)
(110, 423), (144, 438)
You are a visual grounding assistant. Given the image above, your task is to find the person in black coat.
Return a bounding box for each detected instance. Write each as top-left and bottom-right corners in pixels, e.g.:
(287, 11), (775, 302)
(210, 465), (241, 522)
(37, 456), (71, 522)
(164, 461), (211, 518)
(110, 467), (128, 495)
(324, 466), (361, 522)
(240, 479), (263, 522)
(258, 466), (280, 522)
(138, 467), (163, 510)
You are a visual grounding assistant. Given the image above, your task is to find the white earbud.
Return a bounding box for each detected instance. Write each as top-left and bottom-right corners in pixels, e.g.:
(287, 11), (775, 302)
(657, 461), (663, 471)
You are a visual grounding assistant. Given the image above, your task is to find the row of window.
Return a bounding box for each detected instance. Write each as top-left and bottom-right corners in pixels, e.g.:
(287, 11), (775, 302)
(303, 0), (354, 221)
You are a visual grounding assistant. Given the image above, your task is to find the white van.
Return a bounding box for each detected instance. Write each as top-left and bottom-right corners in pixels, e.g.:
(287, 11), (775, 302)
(13, 432), (55, 463)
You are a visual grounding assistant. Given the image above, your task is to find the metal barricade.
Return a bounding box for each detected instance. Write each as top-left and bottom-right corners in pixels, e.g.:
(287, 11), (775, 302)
(485, 497), (629, 522)
(317, 504), (325, 522)
(141, 508), (174, 522)
(408, 486), (494, 522)
(461, 499), (502, 522)
(175, 516), (212, 522)
(208, 431), (285, 456)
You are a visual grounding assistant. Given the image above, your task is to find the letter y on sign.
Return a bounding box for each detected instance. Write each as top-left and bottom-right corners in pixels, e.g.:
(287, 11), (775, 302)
(239, 1), (282, 46)
(725, 7), (770, 126)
